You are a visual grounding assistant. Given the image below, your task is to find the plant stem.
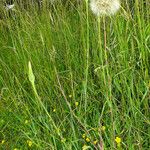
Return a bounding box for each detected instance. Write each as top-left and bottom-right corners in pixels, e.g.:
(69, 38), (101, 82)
(84, 0), (90, 122)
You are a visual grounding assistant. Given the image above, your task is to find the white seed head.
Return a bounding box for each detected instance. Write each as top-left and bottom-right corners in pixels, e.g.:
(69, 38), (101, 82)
(90, 0), (120, 16)
(5, 4), (15, 10)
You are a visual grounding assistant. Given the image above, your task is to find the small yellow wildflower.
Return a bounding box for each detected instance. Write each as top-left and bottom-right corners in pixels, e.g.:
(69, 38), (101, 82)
(25, 120), (29, 124)
(69, 95), (72, 98)
(75, 101), (79, 107)
(82, 133), (86, 139)
(93, 140), (98, 145)
(115, 137), (121, 147)
(115, 137), (121, 143)
(53, 109), (56, 112)
(101, 126), (106, 131)
(1, 140), (5, 144)
(98, 126), (106, 132)
(27, 140), (32, 147)
(85, 137), (90, 142)
(98, 127), (101, 132)
(82, 144), (90, 150)
(61, 138), (66, 143)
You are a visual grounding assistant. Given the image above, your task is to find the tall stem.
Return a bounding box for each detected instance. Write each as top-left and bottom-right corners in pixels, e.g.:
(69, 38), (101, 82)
(103, 17), (107, 51)
(103, 17), (115, 148)
(84, 0), (90, 121)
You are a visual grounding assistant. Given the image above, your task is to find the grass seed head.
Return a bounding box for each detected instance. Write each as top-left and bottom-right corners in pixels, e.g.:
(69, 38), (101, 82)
(28, 61), (35, 84)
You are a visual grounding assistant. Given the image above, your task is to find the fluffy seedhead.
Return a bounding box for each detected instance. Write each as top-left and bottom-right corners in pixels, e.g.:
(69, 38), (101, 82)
(90, 0), (120, 16)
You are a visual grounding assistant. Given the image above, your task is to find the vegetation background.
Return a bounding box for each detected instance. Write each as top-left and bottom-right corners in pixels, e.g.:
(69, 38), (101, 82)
(0, 0), (149, 149)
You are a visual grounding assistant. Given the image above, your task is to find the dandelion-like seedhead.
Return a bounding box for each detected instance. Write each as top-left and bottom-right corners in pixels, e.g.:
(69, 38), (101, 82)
(5, 4), (15, 10)
(90, 0), (120, 16)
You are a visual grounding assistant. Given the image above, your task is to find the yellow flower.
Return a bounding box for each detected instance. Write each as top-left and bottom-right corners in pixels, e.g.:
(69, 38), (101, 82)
(61, 138), (66, 143)
(101, 126), (106, 131)
(82, 133), (86, 139)
(93, 140), (98, 145)
(53, 109), (56, 112)
(1, 140), (5, 144)
(82, 145), (90, 150)
(27, 140), (32, 147)
(75, 102), (79, 107)
(98, 126), (106, 132)
(69, 95), (72, 98)
(14, 148), (18, 150)
(86, 137), (90, 142)
(25, 120), (29, 124)
(115, 137), (121, 143)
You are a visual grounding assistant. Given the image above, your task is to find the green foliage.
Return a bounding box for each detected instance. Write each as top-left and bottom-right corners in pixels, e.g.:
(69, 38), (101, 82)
(0, 0), (149, 149)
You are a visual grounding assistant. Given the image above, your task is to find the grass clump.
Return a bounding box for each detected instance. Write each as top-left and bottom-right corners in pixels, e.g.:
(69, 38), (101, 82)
(0, 0), (149, 149)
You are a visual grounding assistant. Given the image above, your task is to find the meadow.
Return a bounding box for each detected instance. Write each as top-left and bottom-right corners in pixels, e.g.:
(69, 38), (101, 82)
(0, 0), (150, 149)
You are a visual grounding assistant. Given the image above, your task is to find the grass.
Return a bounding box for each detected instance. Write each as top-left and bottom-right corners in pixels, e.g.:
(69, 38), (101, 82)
(0, 0), (150, 149)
